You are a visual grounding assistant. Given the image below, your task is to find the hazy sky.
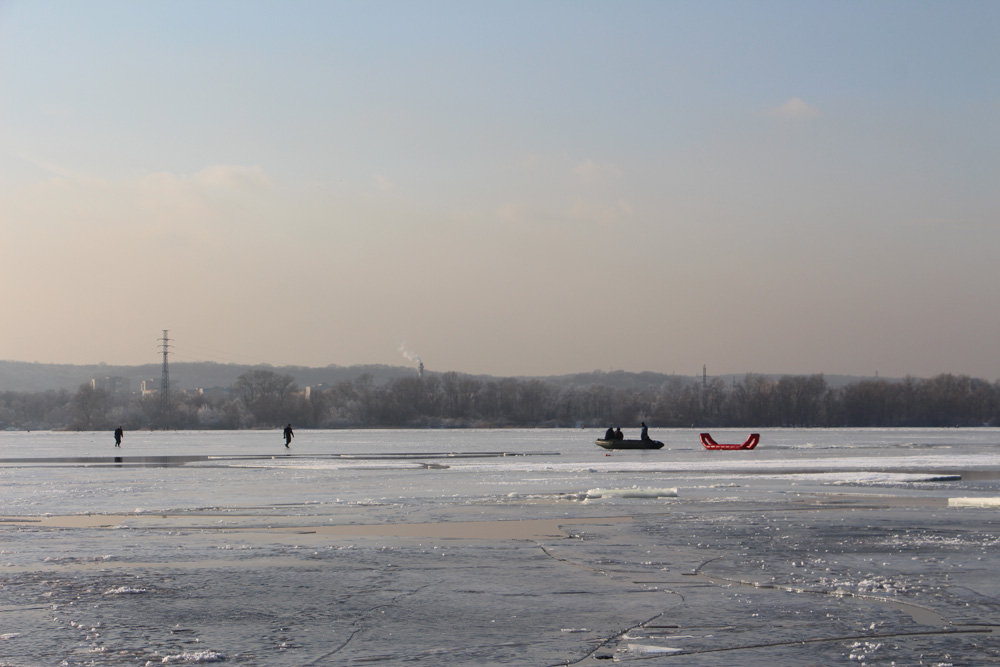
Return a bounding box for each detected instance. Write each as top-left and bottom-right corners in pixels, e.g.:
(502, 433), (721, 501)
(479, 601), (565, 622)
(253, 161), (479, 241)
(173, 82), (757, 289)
(1, 2), (998, 379)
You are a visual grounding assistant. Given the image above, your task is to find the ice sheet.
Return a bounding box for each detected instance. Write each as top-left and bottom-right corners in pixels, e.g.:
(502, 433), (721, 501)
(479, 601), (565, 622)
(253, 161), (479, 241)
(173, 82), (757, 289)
(2, 428), (1000, 665)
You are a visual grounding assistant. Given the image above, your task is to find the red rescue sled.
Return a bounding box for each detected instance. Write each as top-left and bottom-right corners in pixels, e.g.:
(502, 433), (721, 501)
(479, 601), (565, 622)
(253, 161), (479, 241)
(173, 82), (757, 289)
(700, 433), (760, 450)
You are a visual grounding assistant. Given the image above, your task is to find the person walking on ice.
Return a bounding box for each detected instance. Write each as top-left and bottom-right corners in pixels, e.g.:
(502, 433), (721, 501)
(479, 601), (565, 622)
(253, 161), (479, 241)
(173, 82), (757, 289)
(283, 423), (294, 448)
(114, 426), (124, 447)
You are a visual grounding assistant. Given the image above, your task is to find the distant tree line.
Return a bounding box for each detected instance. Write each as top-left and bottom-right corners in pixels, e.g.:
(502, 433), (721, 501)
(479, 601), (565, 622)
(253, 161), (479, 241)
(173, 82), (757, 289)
(2, 370), (999, 432)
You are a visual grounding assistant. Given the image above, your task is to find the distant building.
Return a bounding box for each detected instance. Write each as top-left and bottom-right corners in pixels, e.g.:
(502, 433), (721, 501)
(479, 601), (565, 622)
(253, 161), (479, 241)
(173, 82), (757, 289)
(139, 379), (201, 398)
(92, 376), (131, 396)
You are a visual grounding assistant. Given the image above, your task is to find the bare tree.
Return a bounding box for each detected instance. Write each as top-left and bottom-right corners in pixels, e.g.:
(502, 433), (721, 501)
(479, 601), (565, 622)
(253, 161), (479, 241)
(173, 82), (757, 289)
(70, 383), (110, 430)
(233, 369), (298, 427)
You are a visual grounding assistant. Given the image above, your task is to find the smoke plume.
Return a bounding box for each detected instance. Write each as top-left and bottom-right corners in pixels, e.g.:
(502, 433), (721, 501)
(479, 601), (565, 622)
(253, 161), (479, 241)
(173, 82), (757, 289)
(398, 344), (421, 366)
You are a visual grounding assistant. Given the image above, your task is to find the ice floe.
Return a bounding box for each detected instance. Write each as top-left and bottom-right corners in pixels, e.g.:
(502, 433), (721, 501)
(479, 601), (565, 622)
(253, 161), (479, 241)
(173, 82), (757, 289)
(580, 487), (678, 500)
(949, 497), (1000, 507)
(103, 586), (149, 595)
(624, 643), (683, 655)
(152, 650), (226, 664)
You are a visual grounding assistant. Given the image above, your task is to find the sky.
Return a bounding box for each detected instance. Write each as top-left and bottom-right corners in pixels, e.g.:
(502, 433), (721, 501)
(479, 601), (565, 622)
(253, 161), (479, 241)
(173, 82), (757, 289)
(1, 1), (998, 380)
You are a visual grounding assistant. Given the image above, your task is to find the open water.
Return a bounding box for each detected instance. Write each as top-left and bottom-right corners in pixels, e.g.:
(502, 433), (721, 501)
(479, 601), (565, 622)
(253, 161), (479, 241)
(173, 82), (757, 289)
(2, 428), (1000, 665)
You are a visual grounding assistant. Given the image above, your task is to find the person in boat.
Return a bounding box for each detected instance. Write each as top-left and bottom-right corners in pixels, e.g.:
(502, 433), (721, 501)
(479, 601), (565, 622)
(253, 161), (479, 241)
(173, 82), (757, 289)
(640, 422), (650, 441)
(614, 427), (624, 440)
(283, 423), (294, 448)
(604, 426), (615, 440)
(114, 425), (123, 448)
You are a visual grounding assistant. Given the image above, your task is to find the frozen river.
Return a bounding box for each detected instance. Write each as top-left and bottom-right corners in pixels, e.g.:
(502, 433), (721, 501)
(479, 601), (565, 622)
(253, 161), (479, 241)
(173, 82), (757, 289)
(2, 428), (1000, 665)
